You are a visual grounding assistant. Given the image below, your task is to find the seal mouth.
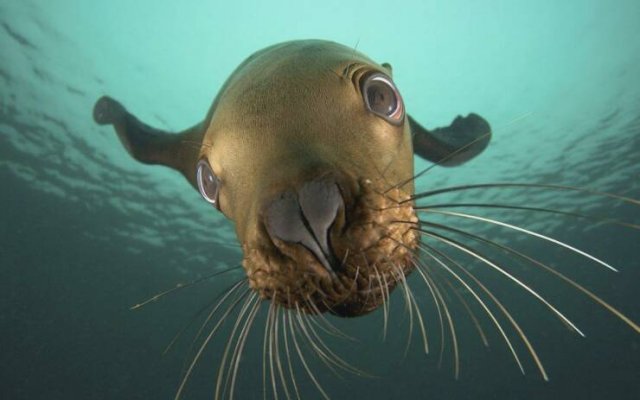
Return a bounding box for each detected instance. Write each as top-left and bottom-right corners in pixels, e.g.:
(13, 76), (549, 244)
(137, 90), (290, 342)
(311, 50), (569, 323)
(243, 176), (419, 317)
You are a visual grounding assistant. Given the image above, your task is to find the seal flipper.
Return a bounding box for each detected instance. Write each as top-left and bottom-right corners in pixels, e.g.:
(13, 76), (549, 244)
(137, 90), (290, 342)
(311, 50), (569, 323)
(93, 96), (204, 188)
(410, 113), (491, 166)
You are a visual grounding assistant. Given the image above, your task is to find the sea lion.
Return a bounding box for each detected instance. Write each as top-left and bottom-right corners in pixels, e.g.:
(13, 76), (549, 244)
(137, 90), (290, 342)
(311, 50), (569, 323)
(93, 39), (490, 317)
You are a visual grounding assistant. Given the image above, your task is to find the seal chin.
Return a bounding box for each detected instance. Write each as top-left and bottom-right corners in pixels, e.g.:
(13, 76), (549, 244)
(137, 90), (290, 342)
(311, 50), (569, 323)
(243, 177), (419, 317)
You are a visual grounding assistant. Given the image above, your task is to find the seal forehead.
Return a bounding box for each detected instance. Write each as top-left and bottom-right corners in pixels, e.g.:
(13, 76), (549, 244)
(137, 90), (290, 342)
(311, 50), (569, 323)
(203, 41), (413, 225)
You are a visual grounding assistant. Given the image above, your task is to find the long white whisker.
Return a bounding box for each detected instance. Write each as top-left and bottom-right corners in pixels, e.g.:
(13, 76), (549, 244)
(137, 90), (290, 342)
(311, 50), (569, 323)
(433, 244), (549, 381)
(174, 281), (248, 400)
(262, 298), (272, 400)
(392, 263), (414, 358)
(440, 272), (490, 347)
(216, 291), (257, 400)
(416, 203), (640, 230)
(411, 260), (446, 361)
(305, 295), (354, 340)
(422, 266), (460, 378)
(414, 247), (526, 375)
(406, 274), (429, 354)
(274, 305), (292, 400)
(229, 294), (262, 400)
(288, 304), (331, 400)
(424, 219), (640, 334)
(269, 299), (279, 400)
(372, 264), (389, 341)
(419, 229), (586, 337)
(410, 182), (640, 206)
(282, 311), (301, 400)
(296, 304), (370, 377)
(420, 209), (618, 272)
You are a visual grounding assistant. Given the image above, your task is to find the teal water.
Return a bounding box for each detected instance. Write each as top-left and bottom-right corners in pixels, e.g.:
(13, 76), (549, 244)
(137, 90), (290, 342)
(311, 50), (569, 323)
(1, 0), (639, 399)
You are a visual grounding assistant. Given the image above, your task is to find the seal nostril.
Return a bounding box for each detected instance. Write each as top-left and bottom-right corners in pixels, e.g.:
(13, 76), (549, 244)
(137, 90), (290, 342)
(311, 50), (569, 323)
(298, 178), (343, 269)
(264, 178), (344, 275)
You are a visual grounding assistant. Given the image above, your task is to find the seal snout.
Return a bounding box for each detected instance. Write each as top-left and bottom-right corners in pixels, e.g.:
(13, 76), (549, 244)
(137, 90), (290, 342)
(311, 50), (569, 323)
(264, 177), (344, 275)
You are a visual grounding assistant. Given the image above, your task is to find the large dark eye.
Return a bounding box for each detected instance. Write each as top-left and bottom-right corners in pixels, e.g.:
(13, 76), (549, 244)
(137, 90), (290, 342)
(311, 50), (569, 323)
(196, 159), (220, 209)
(361, 72), (404, 124)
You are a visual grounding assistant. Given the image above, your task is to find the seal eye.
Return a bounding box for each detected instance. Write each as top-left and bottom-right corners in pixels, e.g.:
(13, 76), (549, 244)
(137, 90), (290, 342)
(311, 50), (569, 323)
(361, 72), (404, 124)
(196, 159), (221, 209)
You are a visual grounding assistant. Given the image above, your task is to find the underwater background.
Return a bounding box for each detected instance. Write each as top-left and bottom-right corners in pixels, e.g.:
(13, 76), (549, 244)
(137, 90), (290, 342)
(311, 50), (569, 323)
(1, 0), (639, 399)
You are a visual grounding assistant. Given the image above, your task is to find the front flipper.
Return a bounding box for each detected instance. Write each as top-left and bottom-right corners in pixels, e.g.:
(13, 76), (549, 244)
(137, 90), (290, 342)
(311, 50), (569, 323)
(410, 113), (491, 166)
(93, 96), (204, 188)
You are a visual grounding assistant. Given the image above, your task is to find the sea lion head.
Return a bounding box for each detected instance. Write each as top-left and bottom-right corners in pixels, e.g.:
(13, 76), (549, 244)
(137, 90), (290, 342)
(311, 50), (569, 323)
(93, 39), (490, 318)
(198, 41), (417, 316)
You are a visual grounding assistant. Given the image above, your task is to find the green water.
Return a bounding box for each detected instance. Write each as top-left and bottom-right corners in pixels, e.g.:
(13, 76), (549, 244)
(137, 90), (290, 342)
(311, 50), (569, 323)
(1, 0), (639, 399)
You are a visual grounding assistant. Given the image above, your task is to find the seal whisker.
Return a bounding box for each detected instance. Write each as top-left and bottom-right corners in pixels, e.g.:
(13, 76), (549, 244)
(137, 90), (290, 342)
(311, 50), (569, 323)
(262, 298), (272, 400)
(130, 264), (242, 310)
(227, 293), (261, 400)
(424, 243), (550, 381)
(439, 271), (490, 348)
(420, 210), (619, 272)
(181, 139), (212, 150)
(273, 305), (292, 400)
(391, 263), (415, 358)
(412, 250), (527, 376)
(417, 228), (586, 337)
(357, 253), (376, 315)
(162, 279), (244, 358)
(411, 259), (446, 362)
(421, 265), (460, 378)
(294, 304), (343, 378)
(296, 304), (370, 377)
(409, 183), (640, 206)
(423, 219), (640, 334)
(370, 263), (389, 340)
(416, 203), (640, 230)
(389, 112), (535, 194)
(304, 296), (353, 341)
(174, 282), (249, 400)
(359, 275), (375, 315)
(225, 296), (262, 399)
(406, 277), (430, 354)
(178, 280), (247, 378)
(215, 290), (257, 400)
(282, 310), (301, 400)
(387, 131), (492, 194)
(288, 306), (331, 400)
(268, 298), (279, 400)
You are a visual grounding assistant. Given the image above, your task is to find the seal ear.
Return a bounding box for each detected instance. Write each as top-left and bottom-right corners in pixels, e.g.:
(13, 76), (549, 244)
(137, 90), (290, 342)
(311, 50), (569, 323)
(409, 113), (491, 166)
(93, 96), (204, 188)
(381, 63), (393, 76)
